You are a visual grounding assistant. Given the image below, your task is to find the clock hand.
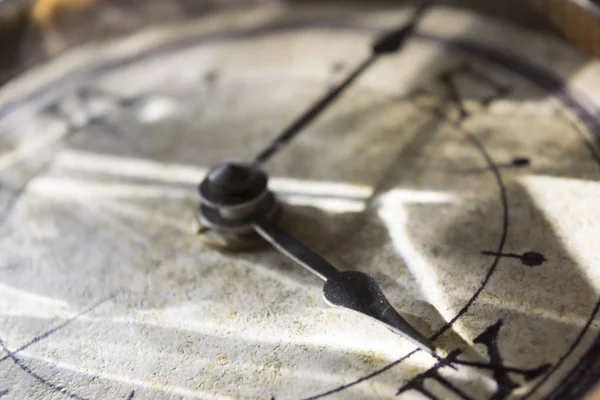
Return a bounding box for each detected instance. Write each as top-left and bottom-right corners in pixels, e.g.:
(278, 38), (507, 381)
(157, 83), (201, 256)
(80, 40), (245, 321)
(252, 1), (433, 166)
(254, 216), (338, 281)
(198, 162), (436, 355)
(254, 217), (436, 355)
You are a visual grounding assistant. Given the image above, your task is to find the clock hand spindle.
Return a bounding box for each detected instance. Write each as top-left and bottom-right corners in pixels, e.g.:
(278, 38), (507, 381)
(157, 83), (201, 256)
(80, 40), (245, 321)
(198, 162), (436, 355)
(252, 1), (433, 166)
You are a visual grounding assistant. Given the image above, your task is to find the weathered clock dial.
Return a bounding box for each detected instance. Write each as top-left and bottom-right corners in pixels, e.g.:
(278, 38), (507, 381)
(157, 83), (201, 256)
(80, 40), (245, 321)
(0, 2), (599, 399)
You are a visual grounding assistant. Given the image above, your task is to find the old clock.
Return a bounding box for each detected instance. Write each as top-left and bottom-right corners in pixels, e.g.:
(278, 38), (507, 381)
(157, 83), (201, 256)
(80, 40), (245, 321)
(1, 1), (600, 399)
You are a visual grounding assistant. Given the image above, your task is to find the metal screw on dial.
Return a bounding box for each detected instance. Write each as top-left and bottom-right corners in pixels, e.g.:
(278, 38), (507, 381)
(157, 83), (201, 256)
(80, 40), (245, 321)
(197, 161), (277, 247)
(208, 162), (256, 192)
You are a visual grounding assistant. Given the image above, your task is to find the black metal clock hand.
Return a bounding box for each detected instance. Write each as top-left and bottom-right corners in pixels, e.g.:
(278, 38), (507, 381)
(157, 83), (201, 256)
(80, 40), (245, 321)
(198, 162), (436, 355)
(252, 1), (433, 166)
(254, 217), (339, 281)
(254, 217), (436, 355)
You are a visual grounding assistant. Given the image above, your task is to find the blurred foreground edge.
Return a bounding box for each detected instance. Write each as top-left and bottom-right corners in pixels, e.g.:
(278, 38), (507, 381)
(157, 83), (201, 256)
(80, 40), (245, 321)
(0, 0), (600, 85)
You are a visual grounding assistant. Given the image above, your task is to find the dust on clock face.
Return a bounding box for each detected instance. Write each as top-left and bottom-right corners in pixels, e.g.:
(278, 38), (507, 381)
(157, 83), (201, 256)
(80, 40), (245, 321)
(1, 3), (600, 400)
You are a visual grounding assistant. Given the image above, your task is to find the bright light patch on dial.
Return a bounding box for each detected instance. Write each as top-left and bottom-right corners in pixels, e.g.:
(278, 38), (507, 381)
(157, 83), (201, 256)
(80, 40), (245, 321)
(277, 193), (366, 213)
(108, 305), (429, 368)
(29, 177), (191, 199)
(0, 126), (66, 173)
(374, 188), (458, 205)
(269, 177), (373, 199)
(53, 150), (373, 200)
(0, 283), (70, 316)
(137, 96), (177, 123)
(54, 150), (207, 184)
(521, 175), (600, 291)
(16, 353), (233, 400)
(376, 189), (457, 317)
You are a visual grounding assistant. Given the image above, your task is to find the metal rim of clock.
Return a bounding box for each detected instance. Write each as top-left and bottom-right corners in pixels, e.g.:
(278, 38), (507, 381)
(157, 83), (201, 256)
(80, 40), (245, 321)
(0, 12), (599, 400)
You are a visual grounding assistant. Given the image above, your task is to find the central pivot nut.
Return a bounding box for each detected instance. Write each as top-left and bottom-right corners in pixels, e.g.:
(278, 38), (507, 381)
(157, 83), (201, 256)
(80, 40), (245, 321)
(197, 161), (277, 247)
(199, 161), (268, 210)
(207, 162), (256, 195)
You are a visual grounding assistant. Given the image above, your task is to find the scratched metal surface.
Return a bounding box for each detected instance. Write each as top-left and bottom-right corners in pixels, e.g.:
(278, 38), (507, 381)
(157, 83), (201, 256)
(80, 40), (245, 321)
(0, 3), (600, 399)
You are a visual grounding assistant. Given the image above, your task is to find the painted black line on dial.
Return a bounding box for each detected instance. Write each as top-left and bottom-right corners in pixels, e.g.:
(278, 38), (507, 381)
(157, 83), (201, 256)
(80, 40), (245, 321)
(463, 157), (530, 173)
(481, 250), (547, 267)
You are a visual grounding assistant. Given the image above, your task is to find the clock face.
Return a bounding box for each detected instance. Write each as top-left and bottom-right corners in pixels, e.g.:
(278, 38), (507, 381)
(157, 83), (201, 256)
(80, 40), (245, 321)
(1, 2), (600, 399)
